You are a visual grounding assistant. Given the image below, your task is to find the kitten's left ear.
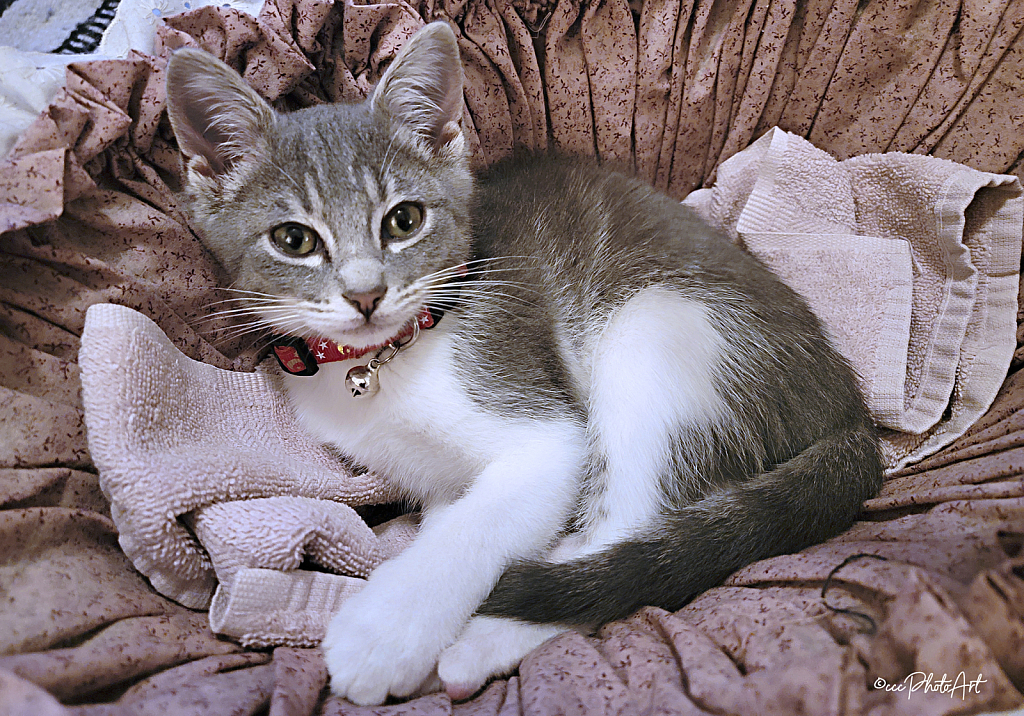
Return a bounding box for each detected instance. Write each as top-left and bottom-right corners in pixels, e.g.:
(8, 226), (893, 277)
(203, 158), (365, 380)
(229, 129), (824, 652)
(165, 48), (276, 180)
(371, 22), (464, 155)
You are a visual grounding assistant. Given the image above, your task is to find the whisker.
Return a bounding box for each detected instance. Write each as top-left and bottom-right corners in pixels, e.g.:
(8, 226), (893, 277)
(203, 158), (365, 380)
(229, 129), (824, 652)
(421, 273), (538, 290)
(210, 287), (284, 297)
(452, 279), (541, 292)
(414, 273), (542, 295)
(421, 291), (537, 315)
(416, 256), (542, 283)
(205, 295), (285, 306)
(200, 303), (287, 317)
(197, 304), (304, 325)
(421, 287), (539, 305)
(214, 318), (279, 339)
(194, 252), (554, 350)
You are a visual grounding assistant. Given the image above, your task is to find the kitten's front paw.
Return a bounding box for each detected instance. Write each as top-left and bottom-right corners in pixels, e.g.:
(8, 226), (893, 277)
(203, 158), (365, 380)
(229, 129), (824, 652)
(437, 616), (566, 700)
(322, 579), (451, 706)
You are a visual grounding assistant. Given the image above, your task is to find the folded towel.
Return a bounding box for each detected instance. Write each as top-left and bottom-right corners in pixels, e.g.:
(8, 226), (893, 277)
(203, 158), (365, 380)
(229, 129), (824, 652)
(684, 128), (1022, 470)
(79, 303), (413, 646)
(200, 505), (419, 647)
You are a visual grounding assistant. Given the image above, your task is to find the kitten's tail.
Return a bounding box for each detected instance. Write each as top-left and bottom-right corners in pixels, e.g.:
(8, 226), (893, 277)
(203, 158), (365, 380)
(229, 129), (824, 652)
(477, 424), (882, 626)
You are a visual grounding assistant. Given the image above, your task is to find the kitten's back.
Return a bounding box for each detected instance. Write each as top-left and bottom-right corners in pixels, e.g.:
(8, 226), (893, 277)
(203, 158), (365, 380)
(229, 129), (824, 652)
(470, 155), (868, 450)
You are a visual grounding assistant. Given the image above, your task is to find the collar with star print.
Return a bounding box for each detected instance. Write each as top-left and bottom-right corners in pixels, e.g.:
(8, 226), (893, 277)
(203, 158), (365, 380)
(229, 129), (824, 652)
(270, 307), (440, 377)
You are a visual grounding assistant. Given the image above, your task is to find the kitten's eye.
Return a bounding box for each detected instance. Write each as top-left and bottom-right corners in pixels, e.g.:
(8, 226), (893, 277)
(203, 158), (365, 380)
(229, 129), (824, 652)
(382, 202), (424, 240)
(271, 223), (320, 256)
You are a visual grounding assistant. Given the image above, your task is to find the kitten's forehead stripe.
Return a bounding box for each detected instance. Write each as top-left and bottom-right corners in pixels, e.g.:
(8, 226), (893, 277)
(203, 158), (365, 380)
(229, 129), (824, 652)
(303, 173), (326, 217)
(363, 168), (381, 206)
(283, 198), (310, 221)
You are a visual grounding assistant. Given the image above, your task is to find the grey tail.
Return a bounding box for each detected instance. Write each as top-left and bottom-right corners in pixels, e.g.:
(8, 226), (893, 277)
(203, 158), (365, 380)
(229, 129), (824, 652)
(478, 425), (883, 626)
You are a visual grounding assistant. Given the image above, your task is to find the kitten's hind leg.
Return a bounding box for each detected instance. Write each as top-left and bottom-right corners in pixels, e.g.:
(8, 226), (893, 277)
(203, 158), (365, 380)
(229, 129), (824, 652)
(476, 287), (731, 627)
(578, 286), (725, 549)
(437, 616), (568, 700)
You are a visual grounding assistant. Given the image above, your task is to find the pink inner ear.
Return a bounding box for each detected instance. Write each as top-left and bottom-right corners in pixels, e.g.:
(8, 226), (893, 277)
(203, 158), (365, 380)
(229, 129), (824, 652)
(175, 121), (226, 175)
(178, 97), (239, 175)
(166, 49), (274, 178)
(437, 121), (462, 149)
(372, 24), (464, 153)
(190, 154), (219, 179)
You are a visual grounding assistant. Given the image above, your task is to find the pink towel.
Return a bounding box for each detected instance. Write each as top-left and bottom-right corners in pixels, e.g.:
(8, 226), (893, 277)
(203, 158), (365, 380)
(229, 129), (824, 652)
(79, 303), (415, 646)
(685, 128), (1022, 469)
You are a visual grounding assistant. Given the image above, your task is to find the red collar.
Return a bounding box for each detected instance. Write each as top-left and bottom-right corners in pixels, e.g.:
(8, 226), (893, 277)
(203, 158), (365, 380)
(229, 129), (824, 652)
(272, 308), (437, 376)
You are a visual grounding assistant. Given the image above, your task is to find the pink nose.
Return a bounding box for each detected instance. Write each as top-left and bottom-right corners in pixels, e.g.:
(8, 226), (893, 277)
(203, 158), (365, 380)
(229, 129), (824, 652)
(344, 289), (386, 318)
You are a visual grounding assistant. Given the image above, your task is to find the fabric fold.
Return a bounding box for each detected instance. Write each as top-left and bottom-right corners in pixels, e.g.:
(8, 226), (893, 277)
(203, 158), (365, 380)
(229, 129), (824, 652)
(684, 127), (1022, 470)
(198, 501), (418, 647)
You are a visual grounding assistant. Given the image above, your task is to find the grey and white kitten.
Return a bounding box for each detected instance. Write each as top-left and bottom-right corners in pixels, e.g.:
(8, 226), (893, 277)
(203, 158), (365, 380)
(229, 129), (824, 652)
(166, 22), (882, 706)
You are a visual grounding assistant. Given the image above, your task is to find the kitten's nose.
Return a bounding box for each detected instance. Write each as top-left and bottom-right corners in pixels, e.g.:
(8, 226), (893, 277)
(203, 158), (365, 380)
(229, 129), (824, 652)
(344, 289), (386, 319)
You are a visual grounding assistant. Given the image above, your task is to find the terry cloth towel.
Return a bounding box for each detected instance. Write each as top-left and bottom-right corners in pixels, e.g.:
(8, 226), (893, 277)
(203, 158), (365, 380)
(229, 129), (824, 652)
(684, 128), (1023, 471)
(79, 302), (415, 647)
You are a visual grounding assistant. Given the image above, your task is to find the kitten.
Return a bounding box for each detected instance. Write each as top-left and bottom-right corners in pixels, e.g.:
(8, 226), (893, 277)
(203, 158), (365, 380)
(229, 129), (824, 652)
(166, 22), (882, 706)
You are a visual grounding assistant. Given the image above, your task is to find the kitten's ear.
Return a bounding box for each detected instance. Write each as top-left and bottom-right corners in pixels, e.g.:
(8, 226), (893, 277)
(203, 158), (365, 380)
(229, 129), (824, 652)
(165, 48), (275, 179)
(371, 22), (464, 154)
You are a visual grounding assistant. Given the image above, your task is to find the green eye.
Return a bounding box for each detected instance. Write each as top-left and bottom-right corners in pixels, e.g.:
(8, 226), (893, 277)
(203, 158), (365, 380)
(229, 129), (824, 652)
(382, 202), (424, 240)
(271, 223), (319, 256)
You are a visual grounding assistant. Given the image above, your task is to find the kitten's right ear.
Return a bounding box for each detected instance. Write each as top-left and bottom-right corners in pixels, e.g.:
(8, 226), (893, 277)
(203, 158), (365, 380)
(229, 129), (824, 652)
(165, 48), (275, 180)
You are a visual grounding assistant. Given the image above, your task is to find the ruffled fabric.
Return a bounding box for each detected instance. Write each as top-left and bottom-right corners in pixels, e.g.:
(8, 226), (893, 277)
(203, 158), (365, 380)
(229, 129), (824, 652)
(3, 1), (1024, 714)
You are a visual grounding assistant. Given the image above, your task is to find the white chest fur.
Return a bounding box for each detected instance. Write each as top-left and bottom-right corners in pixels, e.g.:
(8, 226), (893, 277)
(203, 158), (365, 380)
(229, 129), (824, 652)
(281, 326), (515, 506)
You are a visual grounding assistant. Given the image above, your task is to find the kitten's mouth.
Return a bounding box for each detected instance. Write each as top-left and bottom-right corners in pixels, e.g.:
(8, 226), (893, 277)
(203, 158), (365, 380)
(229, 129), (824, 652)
(334, 320), (411, 349)
(255, 301), (418, 351)
(323, 309), (426, 351)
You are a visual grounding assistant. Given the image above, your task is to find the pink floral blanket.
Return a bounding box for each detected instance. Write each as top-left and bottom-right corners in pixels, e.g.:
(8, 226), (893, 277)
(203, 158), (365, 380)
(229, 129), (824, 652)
(3, 1), (1024, 714)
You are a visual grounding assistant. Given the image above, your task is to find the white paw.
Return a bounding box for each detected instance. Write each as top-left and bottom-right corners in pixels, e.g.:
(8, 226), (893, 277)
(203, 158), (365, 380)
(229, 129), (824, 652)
(322, 564), (459, 706)
(437, 616), (566, 700)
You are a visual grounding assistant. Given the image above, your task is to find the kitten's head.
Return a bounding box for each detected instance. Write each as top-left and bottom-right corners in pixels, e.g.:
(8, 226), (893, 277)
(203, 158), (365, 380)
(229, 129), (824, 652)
(166, 22), (473, 349)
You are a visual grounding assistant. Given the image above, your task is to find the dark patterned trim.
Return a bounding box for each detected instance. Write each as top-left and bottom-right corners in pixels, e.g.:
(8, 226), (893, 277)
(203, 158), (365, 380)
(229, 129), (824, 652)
(52, 0), (122, 54)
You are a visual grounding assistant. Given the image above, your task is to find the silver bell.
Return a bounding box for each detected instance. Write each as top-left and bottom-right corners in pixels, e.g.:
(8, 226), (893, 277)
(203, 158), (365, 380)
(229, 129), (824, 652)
(345, 364), (380, 398)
